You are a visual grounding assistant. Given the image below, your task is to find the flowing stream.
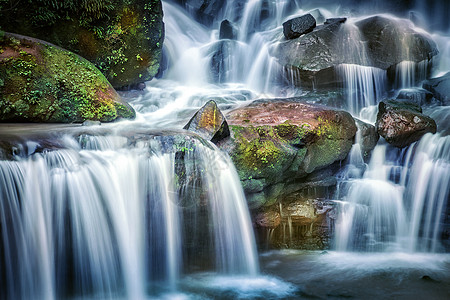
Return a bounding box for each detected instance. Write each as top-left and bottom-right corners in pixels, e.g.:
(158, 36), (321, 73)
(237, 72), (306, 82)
(1, 0), (449, 299)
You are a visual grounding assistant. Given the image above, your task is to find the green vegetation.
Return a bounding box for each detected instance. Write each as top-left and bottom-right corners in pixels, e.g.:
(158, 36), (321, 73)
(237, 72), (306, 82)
(0, 0), (164, 88)
(0, 33), (135, 122)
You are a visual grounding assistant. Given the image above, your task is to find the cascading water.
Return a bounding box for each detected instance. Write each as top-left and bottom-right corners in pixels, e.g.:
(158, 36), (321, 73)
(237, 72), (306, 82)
(1, 0), (450, 298)
(0, 133), (259, 298)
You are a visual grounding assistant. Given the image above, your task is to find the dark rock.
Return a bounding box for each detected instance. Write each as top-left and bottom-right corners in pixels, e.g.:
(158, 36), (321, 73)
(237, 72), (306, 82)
(356, 16), (437, 70)
(325, 18), (347, 25)
(183, 100), (230, 143)
(0, 0), (164, 89)
(175, 0), (226, 26)
(376, 100), (437, 148)
(272, 15), (438, 88)
(422, 72), (450, 105)
(396, 88), (434, 105)
(0, 32), (135, 123)
(219, 19), (237, 40)
(282, 14), (316, 39)
(209, 40), (236, 83)
(354, 119), (379, 157)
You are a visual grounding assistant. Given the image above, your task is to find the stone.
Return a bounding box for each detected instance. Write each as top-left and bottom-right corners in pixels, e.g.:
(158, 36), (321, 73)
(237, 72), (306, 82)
(354, 118), (379, 157)
(0, 32), (135, 123)
(324, 18), (347, 25)
(0, 0), (164, 89)
(219, 98), (357, 208)
(255, 210), (281, 228)
(219, 19), (237, 40)
(183, 100), (230, 143)
(376, 100), (437, 148)
(272, 15), (438, 88)
(422, 72), (450, 105)
(282, 14), (316, 39)
(396, 88), (434, 105)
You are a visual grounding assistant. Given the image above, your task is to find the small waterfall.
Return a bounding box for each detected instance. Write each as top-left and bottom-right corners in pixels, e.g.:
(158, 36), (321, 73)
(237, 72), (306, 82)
(394, 60), (429, 88)
(335, 133), (450, 252)
(336, 64), (387, 116)
(0, 133), (259, 298)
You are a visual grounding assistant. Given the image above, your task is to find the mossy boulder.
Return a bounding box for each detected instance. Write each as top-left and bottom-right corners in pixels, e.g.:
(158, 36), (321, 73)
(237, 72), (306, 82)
(0, 32), (135, 122)
(0, 0), (164, 89)
(218, 98), (357, 208)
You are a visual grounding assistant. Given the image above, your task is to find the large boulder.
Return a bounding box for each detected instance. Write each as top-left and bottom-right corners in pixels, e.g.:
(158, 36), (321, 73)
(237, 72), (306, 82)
(0, 0), (164, 89)
(376, 100), (437, 147)
(219, 20), (237, 40)
(0, 32), (135, 122)
(282, 14), (316, 40)
(218, 98), (357, 208)
(271, 15), (438, 88)
(422, 72), (450, 105)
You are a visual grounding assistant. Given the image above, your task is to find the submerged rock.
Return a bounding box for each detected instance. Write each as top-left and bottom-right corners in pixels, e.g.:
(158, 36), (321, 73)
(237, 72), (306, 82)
(396, 88), (434, 106)
(422, 72), (450, 105)
(183, 100), (230, 143)
(282, 14), (316, 39)
(376, 100), (437, 148)
(0, 32), (135, 123)
(0, 0), (164, 89)
(272, 15), (438, 88)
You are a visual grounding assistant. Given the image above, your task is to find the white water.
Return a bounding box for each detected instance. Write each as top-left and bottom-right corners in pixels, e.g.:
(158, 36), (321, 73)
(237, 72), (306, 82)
(0, 134), (259, 298)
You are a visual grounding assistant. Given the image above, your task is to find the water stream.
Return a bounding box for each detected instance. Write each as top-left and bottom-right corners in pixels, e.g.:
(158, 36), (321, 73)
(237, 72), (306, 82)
(1, 0), (449, 298)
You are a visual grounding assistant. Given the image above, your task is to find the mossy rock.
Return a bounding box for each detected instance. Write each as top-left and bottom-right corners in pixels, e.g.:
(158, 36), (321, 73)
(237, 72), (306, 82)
(0, 32), (135, 122)
(221, 99), (357, 208)
(0, 0), (164, 89)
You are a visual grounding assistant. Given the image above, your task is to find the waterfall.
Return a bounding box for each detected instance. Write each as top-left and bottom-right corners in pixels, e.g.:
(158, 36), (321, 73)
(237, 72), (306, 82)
(335, 133), (450, 252)
(0, 133), (259, 298)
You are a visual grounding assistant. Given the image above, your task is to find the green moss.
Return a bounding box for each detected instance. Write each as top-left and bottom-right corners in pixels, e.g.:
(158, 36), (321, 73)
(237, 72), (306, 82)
(229, 124), (307, 183)
(0, 34), (135, 122)
(0, 0), (164, 88)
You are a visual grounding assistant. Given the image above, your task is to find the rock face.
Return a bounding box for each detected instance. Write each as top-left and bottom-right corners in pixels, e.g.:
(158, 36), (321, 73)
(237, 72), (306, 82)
(282, 14), (316, 39)
(423, 72), (450, 105)
(183, 100), (230, 143)
(219, 20), (237, 40)
(376, 100), (437, 148)
(175, 0), (226, 26)
(0, 0), (164, 89)
(272, 15), (438, 87)
(0, 32), (135, 123)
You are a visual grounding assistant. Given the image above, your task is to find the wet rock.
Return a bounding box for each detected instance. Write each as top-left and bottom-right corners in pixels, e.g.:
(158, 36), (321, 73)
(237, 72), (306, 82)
(422, 72), (450, 105)
(183, 100), (230, 143)
(0, 1), (164, 89)
(0, 32), (135, 123)
(209, 40), (235, 83)
(220, 98), (356, 208)
(376, 100), (437, 148)
(272, 15), (438, 88)
(354, 119), (379, 157)
(282, 14), (316, 39)
(396, 88), (434, 105)
(174, 0), (226, 26)
(255, 210), (281, 228)
(219, 19), (237, 40)
(324, 18), (347, 25)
